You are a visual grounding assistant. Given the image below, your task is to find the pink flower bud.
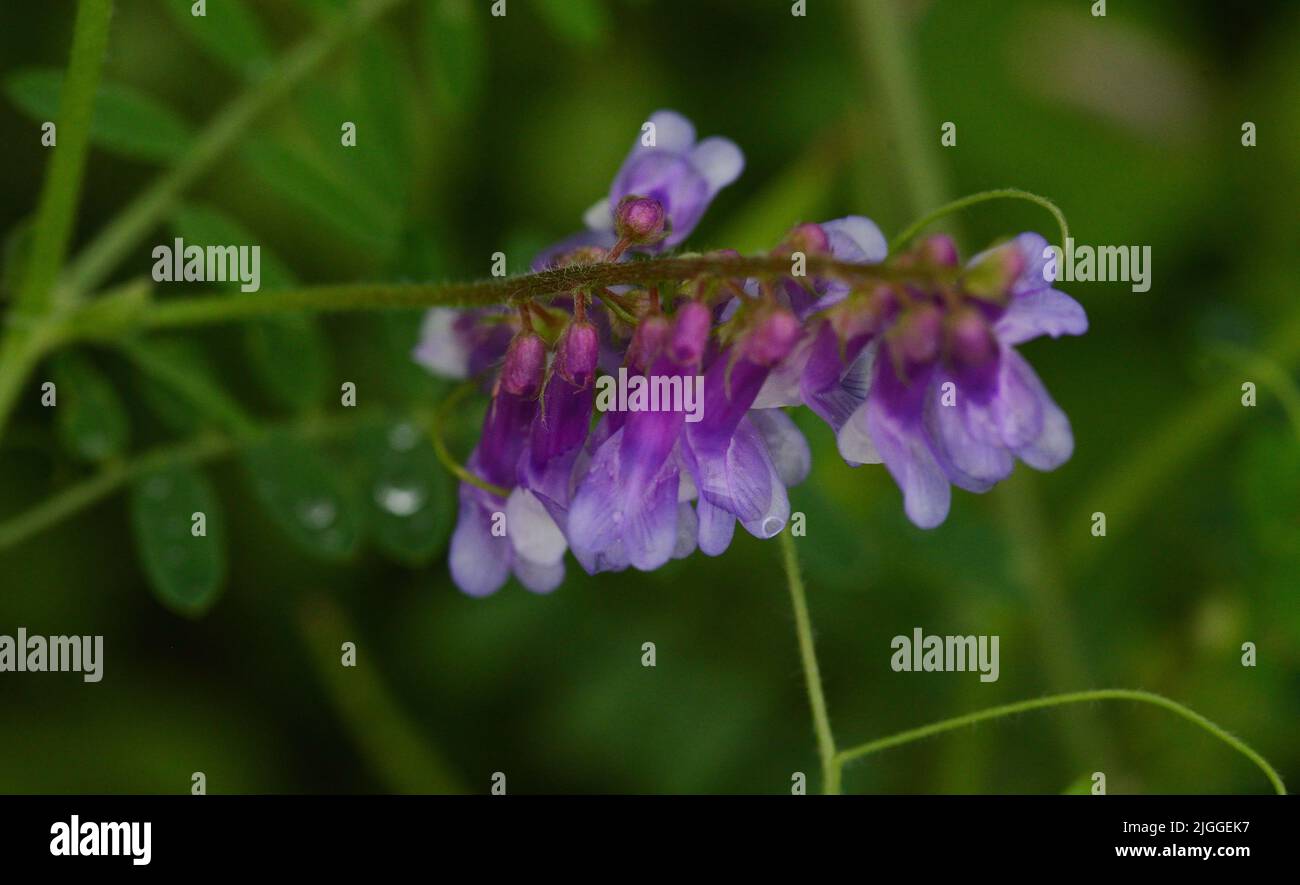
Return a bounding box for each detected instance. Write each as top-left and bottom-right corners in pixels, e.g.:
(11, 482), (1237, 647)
(668, 301), (712, 366)
(614, 195), (668, 245)
(946, 307), (998, 370)
(500, 332), (546, 397)
(557, 321), (599, 388)
(746, 308), (801, 366)
(895, 304), (943, 366)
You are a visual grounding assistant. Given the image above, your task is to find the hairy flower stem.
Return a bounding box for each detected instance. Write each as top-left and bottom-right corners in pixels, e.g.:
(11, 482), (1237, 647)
(835, 689), (1286, 795)
(120, 256), (946, 335)
(779, 530), (839, 795)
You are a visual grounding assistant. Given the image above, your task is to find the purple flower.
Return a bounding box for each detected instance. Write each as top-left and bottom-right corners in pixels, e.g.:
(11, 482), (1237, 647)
(413, 307), (515, 380)
(448, 333), (568, 596)
(536, 110), (744, 270)
(568, 303), (712, 573)
(517, 320), (600, 526)
(680, 307), (806, 547)
(827, 232), (1087, 528)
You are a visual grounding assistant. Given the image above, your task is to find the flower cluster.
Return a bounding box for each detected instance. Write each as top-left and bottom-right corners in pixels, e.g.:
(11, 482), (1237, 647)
(415, 111), (1087, 596)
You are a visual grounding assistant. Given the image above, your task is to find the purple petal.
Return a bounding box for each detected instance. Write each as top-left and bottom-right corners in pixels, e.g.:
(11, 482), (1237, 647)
(449, 487), (511, 597)
(1003, 350), (1075, 470)
(989, 349), (1046, 449)
(865, 356), (951, 528)
(690, 136), (744, 193)
(821, 216), (888, 264)
(696, 496), (736, 556)
(995, 289), (1088, 345)
(748, 408), (811, 487)
(623, 463), (681, 571)
(923, 376), (1014, 493)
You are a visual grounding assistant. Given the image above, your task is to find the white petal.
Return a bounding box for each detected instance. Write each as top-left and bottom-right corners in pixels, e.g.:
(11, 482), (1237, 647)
(836, 402), (883, 464)
(690, 137), (744, 192)
(583, 197), (614, 232)
(645, 110), (697, 152)
(412, 308), (469, 379)
(747, 409), (811, 487)
(505, 487), (567, 566)
(821, 216), (887, 264)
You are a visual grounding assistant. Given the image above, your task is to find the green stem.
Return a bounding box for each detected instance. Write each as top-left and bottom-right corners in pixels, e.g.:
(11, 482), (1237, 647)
(60, 0), (407, 299)
(1208, 342), (1300, 442)
(851, 0), (947, 222)
(0, 0), (114, 448)
(72, 255), (941, 339)
(0, 410), (397, 553)
(15, 0), (114, 315)
(297, 594), (463, 793)
(889, 188), (1071, 254)
(0, 433), (232, 552)
(778, 530), (839, 795)
(834, 689), (1286, 795)
(428, 382), (509, 498)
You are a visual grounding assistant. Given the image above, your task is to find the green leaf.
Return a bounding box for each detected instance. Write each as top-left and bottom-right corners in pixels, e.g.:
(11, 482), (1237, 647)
(422, 0), (486, 116)
(357, 421), (450, 565)
(170, 204), (329, 411)
(533, 0), (608, 47)
(241, 135), (401, 252)
(244, 434), (361, 560)
(4, 67), (193, 163)
(163, 0), (274, 81)
(1, 218), (34, 301)
(350, 29), (412, 206)
(130, 465), (225, 616)
(134, 338), (217, 435)
(246, 315), (330, 410)
(50, 352), (129, 462)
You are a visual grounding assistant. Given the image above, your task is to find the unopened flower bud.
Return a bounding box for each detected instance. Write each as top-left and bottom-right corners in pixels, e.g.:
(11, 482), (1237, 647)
(557, 321), (599, 388)
(919, 234), (959, 267)
(500, 332), (546, 397)
(614, 195), (668, 245)
(668, 301), (711, 366)
(745, 308), (801, 366)
(946, 307), (998, 370)
(776, 222), (830, 256)
(626, 314), (672, 372)
(895, 304), (944, 366)
(964, 243), (1026, 301)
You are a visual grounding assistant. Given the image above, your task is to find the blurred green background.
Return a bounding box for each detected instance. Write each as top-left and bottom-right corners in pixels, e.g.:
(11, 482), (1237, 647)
(0, 0), (1296, 794)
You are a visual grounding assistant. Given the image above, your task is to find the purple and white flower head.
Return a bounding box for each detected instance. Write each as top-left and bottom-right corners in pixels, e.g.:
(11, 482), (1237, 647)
(410, 115), (1086, 596)
(797, 230), (1087, 528)
(535, 110), (745, 270)
(448, 331), (568, 597)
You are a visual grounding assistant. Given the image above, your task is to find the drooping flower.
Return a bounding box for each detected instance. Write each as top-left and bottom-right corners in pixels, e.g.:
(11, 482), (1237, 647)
(412, 307), (515, 380)
(567, 302), (712, 573)
(818, 231), (1087, 528)
(680, 306), (806, 548)
(448, 332), (568, 596)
